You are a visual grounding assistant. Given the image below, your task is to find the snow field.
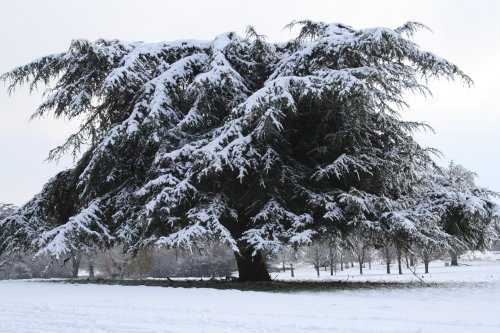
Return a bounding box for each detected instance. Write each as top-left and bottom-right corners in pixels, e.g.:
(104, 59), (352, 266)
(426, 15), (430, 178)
(1, 260), (499, 333)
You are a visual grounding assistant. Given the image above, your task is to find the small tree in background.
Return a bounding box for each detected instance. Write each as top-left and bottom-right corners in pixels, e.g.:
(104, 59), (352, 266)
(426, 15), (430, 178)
(303, 243), (328, 277)
(375, 234), (397, 274)
(95, 246), (130, 279)
(324, 236), (341, 276)
(274, 245), (296, 273)
(415, 243), (444, 274)
(345, 226), (373, 275)
(421, 162), (499, 266)
(125, 248), (155, 279)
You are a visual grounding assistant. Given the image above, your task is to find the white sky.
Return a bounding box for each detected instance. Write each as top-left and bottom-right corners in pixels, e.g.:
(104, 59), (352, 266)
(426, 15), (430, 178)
(0, 0), (499, 206)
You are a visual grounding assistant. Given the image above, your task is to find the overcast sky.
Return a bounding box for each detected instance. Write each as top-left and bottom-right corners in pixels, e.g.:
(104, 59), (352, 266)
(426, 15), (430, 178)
(0, 0), (499, 206)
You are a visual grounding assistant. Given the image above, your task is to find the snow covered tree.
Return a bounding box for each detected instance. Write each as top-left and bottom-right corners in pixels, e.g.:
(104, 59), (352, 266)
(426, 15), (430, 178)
(0, 203), (16, 220)
(0, 21), (482, 281)
(0, 167), (111, 261)
(0, 202), (17, 277)
(420, 162), (499, 266)
(0, 203), (19, 271)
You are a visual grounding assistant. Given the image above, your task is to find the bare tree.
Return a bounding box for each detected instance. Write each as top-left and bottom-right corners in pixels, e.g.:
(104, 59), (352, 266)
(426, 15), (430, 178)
(303, 243), (328, 277)
(380, 244), (397, 274)
(417, 244), (444, 274)
(275, 245), (295, 273)
(376, 233), (397, 274)
(346, 228), (373, 275)
(338, 245), (350, 271)
(324, 238), (341, 276)
(150, 242), (236, 279)
(365, 247), (376, 270)
(1, 252), (73, 279)
(95, 247), (130, 279)
(125, 248), (155, 279)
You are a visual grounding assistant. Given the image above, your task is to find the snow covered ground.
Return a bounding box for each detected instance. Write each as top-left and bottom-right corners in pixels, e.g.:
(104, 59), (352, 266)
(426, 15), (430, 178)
(1, 260), (499, 333)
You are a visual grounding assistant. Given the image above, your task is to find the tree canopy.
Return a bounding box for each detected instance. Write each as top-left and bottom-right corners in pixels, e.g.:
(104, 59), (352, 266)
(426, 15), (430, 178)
(1, 21), (497, 281)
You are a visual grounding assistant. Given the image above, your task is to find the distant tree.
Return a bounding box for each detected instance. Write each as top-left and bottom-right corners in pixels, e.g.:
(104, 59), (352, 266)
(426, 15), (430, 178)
(0, 252), (73, 279)
(416, 243), (444, 274)
(148, 248), (178, 278)
(0, 252), (32, 280)
(178, 241), (237, 278)
(376, 239), (396, 274)
(338, 242), (351, 271)
(0, 21), (481, 281)
(324, 236), (341, 276)
(96, 247), (130, 278)
(422, 162), (499, 266)
(124, 248), (155, 279)
(275, 245), (296, 273)
(345, 226), (373, 275)
(364, 247), (376, 270)
(303, 242), (328, 277)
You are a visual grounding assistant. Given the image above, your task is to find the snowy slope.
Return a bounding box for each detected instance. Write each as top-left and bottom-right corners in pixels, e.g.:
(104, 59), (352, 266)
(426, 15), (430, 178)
(1, 261), (500, 333)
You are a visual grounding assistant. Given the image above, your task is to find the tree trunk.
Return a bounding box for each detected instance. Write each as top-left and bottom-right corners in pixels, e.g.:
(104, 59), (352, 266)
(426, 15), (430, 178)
(385, 248), (391, 274)
(315, 265), (320, 277)
(423, 250), (430, 274)
(410, 254), (415, 267)
(88, 261), (95, 279)
(330, 261), (334, 276)
(235, 249), (271, 282)
(71, 253), (81, 278)
(357, 252), (364, 275)
(397, 251), (402, 275)
(290, 263), (294, 277)
(282, 262), (286, 272)
(340, 253), (344, 271)
(450, 249), (459, 266)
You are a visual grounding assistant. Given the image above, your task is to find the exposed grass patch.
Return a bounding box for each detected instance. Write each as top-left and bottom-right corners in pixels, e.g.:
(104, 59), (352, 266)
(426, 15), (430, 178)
(47, 278), (429, 292)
